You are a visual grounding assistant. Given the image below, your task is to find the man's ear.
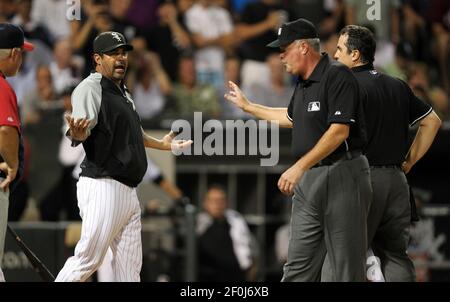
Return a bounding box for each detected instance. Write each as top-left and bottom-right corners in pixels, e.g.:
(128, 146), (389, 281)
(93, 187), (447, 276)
(11, 48), (20, 60)
(300, 41), (308, 55)
(94, 54), (101, 66)
(352, 49), (361, 63)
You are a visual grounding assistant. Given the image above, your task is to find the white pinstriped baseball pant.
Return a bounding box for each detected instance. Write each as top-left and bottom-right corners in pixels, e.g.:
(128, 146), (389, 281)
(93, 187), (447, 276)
(56, 177), (142, 282)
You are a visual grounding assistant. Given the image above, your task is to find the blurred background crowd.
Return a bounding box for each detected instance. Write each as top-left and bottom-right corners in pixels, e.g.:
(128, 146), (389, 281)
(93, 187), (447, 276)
(1, 0), (449, 127)
(1, 0), (449, 281)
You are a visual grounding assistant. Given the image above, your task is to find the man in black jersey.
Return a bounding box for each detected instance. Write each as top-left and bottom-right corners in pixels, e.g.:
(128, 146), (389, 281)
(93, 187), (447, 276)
(55, 31), (192, 282)
(225, 18), (371, 281)
(327, 25), (442, 282)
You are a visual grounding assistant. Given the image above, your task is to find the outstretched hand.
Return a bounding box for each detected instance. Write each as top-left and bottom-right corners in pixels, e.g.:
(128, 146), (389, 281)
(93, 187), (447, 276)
(224, 81), (251, 111)
(162, 131), (193, 151)
(65, 114), (92, 142)
(0, 162), (17, 192)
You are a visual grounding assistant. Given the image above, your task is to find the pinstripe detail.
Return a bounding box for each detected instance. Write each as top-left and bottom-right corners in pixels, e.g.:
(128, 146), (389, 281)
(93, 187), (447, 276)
(55, 177), (142, 282)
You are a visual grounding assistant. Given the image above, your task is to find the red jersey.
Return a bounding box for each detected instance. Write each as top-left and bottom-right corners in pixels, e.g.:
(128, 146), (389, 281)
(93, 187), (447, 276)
(0, 74), (21, 133)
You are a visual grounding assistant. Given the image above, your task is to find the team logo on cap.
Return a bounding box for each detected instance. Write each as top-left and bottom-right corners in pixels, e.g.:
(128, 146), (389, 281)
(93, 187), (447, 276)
(111, 32), (122, 42)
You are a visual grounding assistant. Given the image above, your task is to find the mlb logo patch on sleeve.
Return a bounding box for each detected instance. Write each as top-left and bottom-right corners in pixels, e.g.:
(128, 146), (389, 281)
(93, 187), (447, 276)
(7, 116), (14, 122)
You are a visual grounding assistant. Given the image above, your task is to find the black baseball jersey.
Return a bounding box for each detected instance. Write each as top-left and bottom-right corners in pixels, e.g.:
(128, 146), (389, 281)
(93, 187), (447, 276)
(70, 73), (147, 187)
(351, 64), (432, 166)
(287, 54), (367, 159)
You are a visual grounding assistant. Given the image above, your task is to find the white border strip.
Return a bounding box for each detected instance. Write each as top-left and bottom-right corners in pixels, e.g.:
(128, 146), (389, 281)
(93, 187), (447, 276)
(410, 107), (432, 127)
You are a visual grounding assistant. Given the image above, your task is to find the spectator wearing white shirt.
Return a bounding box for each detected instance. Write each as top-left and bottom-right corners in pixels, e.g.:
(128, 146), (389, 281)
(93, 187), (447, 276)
(185, 0), (234, 90)
(49, 39), (82, 95)
(130, 52), (172, 126)
(30, 0), (71, 39)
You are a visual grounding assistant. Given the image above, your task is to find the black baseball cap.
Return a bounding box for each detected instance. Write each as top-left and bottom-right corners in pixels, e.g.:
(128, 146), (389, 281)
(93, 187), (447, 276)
(267, 18), (318, 48)
(93, 31), (133, 54)
(0, 23), (34, 51)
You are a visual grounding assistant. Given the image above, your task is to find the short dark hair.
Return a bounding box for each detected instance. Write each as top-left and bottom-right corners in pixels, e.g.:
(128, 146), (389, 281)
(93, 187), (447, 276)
(207, 183), (227, 195)
(339, 25), (376, 64)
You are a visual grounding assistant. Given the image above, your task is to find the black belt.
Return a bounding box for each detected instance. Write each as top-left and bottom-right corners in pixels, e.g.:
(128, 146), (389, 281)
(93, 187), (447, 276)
(370, 165), (401, 169)
(313, 150), (362, 168)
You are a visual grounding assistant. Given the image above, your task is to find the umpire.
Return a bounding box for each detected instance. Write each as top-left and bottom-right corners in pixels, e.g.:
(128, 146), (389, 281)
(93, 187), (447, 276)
(330, 25), (442, 281)
(225, 18), (371, 281)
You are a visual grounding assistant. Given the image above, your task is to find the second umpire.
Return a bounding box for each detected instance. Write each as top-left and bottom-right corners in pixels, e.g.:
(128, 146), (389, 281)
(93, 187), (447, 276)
(327, 25), (442, 281)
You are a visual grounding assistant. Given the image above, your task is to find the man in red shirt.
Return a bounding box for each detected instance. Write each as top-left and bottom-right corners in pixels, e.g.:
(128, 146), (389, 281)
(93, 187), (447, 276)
(0, 23), (34, 282)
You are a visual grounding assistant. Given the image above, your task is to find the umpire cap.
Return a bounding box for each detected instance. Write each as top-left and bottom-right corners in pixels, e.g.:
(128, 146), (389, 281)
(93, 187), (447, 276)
(93, 31), (133, 54)
(0, 23), (34, 51)
(267, 18), (318, 48)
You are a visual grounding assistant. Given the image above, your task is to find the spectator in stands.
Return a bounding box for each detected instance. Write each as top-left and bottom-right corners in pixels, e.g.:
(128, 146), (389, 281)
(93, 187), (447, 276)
(39, 86), (81, 221)
(21, 65), (64, 126)
(235, 0), (287, 92)
(108, 0), (149, 55)
(246, 53), (293, 108)
(219, 55), (249, 119)
(49, 39), (82, 95)
(11, 0), (54, 48)
(197, 184), (254, 281)
(6, 51), (37, 109)
(21, 65), (64, 206)
(109, 0), (140, 42)
(70, 1), (113, 77)
(146, 0), (193, 82)
(380, 41), (413, 82)
(168, 54), (219, 119)
(408, 62), (450, 119)
(30, 0), (71, 40)
(131, 52), (172, 127)
(185, 0), (234, 90)
(400, 1), (433, 64)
